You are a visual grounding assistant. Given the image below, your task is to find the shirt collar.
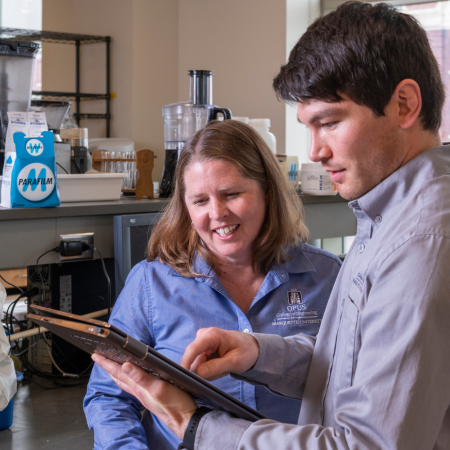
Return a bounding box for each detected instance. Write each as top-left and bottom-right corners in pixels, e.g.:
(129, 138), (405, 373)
(349, 146), (450, 224)
(167, 252), (212, 278)
(167, 245), (316, 278)
(276, 245), (316, 274)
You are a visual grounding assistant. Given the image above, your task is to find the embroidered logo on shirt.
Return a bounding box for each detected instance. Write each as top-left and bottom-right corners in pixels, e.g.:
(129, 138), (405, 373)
(352, 270), (368, 293)
(287, 289), (303, 305)
(271, 289), (320, 327)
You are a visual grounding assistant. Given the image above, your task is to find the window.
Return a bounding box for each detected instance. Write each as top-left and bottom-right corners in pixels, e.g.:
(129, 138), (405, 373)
(0, 0), (42, 91)
(398, 2), (450, 141)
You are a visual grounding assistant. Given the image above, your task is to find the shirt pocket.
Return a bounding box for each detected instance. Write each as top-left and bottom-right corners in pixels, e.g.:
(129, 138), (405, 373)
(333, 296), (359, 391)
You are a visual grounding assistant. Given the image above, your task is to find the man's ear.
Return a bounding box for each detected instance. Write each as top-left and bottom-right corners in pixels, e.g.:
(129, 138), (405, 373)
(392, 79), (422, 129)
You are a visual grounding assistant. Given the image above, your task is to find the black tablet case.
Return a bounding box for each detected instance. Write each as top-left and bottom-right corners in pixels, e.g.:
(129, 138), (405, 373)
(27, 305), (265, 422)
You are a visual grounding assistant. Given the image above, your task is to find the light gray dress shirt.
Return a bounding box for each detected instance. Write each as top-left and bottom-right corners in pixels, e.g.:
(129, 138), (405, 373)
(194, 146), (450, 449)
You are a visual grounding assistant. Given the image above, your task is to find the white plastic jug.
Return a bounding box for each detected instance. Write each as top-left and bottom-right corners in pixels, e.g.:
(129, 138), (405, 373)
(0, 283), (17, 411)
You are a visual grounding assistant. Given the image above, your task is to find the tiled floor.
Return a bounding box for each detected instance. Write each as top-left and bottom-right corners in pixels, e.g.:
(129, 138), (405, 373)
(0, 380), (94, 450)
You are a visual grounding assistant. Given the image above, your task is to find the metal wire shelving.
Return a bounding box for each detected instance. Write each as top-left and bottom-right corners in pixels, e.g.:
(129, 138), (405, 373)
(0, 27), (112, 136)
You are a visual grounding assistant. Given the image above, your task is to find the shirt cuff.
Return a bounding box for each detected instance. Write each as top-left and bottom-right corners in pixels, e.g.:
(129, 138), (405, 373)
(232, 333), (282, 384)
(195, 410), (251, 450)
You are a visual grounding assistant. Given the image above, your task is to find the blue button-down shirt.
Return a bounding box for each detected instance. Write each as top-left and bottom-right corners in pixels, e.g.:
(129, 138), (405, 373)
(84, 244), (341, 450)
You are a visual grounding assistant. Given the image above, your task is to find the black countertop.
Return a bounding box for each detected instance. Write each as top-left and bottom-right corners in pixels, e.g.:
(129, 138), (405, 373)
(0, 194), (348, 221)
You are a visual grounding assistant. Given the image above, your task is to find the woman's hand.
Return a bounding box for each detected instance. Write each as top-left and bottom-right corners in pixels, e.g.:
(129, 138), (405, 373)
(92, 354), (197, 439)
(180, 328), (260, 380)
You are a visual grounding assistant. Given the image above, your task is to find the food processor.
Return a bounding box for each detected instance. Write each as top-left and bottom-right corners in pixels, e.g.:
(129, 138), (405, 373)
(160, 70), (232, 198)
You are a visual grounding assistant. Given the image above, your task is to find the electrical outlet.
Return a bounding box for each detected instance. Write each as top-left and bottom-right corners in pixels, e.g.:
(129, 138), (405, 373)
(59, 232), (94, 261)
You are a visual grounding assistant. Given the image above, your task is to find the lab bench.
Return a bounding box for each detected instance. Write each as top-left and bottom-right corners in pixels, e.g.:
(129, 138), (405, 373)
(0, 194), (356, 271)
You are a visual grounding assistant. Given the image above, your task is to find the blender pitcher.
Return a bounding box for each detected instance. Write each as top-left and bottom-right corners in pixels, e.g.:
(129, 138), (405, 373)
(160, 70), (232, 198)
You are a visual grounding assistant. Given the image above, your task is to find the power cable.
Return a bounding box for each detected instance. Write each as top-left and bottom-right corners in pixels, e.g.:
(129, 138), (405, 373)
(94, 247), (111, 320)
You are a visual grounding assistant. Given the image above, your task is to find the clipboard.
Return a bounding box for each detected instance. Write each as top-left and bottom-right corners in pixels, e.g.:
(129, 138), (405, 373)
(27, 305), (265, 422)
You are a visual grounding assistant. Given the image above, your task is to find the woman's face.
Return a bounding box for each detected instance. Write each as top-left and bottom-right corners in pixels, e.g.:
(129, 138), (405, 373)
(184, 159), (267, 267)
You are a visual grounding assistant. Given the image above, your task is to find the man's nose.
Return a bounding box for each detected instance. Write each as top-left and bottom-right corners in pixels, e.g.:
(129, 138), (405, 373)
(210, 198), (229, 220)
(309, 133), (332, 162)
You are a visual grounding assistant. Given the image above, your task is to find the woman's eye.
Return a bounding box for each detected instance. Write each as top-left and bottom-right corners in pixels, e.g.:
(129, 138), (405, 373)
(194, 199), (207, 205)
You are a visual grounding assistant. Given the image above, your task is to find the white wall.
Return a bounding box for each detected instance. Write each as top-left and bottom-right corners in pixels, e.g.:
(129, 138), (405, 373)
(178, 0), (286, 153)
(42, 0), (179, 179)
(41, 0), (314, 179)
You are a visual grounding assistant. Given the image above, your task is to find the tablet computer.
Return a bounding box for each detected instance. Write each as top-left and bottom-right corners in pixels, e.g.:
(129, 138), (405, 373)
(27, 305), (265, 422)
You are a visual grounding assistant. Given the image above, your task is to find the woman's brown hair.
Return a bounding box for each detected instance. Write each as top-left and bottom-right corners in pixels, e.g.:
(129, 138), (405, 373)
(147, 120), (308, 277)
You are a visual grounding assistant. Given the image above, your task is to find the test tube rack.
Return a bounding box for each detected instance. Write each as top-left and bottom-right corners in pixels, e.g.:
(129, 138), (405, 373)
(92, 149), (154, 199)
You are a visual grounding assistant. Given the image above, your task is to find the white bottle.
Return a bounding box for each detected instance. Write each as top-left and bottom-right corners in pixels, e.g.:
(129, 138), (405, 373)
(300, 163), (338, 195)
(248, 118), (277, 154)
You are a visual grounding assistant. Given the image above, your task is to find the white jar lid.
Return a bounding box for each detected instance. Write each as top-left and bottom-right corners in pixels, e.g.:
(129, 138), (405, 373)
(249, 118), (271, 128)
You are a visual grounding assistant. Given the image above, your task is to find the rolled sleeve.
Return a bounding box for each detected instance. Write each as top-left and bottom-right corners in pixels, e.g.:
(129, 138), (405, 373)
(232, 332), (316, 400)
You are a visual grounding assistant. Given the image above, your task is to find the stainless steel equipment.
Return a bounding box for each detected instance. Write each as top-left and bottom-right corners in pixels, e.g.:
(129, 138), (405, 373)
(61, 128), (90, 174)
(0, 40), (39, 174)
(160, 70), (232, 198)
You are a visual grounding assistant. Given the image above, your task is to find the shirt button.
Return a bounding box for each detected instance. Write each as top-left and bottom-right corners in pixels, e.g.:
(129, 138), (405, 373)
(375, 215), (382, 224)
(243, 328), (250, 333)
(358, 244), (365, 253)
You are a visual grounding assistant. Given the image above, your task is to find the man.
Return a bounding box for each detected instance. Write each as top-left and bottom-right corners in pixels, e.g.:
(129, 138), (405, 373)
(93, 2), (450, 448)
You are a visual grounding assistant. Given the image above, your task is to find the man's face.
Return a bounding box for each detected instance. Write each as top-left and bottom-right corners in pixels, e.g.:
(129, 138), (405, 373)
(297, 94), (407, 200)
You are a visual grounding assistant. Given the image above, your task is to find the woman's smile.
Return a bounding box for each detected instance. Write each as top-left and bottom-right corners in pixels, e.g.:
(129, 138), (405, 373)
(213, 224), (240, 239)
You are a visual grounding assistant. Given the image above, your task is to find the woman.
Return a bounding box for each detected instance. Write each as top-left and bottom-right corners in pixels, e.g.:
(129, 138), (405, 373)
(84, 120), (341, 449)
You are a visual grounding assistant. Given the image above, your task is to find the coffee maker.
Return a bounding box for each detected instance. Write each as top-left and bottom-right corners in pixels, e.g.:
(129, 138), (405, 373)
(0, 40), (40, 174)
(160, 70), (232, 198)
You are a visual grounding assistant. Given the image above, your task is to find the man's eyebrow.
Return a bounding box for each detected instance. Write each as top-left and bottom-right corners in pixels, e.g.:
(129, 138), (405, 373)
(298, 107), (342, 125)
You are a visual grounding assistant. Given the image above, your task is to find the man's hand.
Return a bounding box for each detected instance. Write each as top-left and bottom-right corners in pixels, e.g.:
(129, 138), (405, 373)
(180, 328), (260, 380)
(92, 354), (197, 439)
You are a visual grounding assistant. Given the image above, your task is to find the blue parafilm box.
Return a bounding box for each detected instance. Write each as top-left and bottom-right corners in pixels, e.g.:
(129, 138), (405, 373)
(0, 131), (60, 208)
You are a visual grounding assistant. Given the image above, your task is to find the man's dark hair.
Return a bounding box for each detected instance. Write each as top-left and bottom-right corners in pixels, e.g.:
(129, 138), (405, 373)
(273, 1), (445, 133)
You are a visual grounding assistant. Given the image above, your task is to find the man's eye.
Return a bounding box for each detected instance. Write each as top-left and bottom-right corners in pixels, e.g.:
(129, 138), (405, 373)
(227, 192), (239, 198)
(322, 122), (336, 128)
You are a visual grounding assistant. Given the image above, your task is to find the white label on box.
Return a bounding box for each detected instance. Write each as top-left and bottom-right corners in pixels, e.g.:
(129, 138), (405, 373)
(28, 111), (47, 127)
(27, 111), (48, 137)
(5, 112), (28, 153)
(5, 112), (49, 153)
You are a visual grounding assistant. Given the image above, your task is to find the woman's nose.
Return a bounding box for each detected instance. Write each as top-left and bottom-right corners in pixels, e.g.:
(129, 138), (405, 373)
(309, 133), (332, 162)
(209, 199), (229, 220)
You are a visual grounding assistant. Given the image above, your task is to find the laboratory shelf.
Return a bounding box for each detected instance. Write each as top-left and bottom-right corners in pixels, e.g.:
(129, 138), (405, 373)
(0, 27), (112, 135)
